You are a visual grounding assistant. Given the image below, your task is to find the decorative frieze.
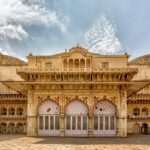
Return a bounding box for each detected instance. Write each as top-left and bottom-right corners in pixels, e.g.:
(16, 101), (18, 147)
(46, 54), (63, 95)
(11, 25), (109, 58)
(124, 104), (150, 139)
(93, 95), (116, 106)
(65, 95), (88, 105)
(38, 95), (60, 105)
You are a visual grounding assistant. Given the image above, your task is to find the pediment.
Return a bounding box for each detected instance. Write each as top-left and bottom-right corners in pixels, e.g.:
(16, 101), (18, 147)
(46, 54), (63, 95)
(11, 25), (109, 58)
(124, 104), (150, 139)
(67, 44), (91, 58)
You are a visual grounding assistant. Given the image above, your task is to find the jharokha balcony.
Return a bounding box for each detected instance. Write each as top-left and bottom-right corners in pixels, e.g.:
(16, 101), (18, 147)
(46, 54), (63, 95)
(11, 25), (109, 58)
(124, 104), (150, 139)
(128, 115), (150, 120)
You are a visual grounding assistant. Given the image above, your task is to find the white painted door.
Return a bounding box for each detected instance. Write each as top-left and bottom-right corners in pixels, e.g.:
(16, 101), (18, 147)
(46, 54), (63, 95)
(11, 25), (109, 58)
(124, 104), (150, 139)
(93, 101), (116, 136)
(38, 100), (60, 136)
(65, 100), (88, 136)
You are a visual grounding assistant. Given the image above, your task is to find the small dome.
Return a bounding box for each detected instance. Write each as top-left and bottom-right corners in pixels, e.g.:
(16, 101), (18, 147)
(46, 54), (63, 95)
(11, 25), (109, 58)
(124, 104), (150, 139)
(0, 54), (26, 66)
(129, 54), (150, 65)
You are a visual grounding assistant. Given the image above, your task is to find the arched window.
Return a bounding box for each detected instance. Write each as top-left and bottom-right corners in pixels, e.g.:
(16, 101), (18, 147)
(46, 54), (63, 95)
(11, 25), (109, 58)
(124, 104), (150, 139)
(142, 107), (148, 115)
(86, 59), (90, 68)
(80, 59), (85, 68)
(133, 107), (140, 116)
(16, 107), (23, 116)
(8, 107), (15, 116)
(1, 107), (7, 115)
(69, 59), (73, 69)
(63, 59), (67, 68)
(75, 59), (79, 68)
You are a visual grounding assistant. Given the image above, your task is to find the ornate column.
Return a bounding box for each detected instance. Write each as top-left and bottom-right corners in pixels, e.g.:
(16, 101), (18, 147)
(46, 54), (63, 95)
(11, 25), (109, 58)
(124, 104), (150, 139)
(88, 110), (93, 137)
(88, 92), (93, 137)
(60, 107), (65, 136)
(118, 86), (127, 137)
(27, 88), (37, 136)
(60, 91), (65, 136)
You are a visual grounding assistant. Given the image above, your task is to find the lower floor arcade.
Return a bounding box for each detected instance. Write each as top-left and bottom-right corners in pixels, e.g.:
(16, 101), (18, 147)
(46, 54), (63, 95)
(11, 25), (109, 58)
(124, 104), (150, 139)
(0, 122), (26, 134)
(38, 100), (116, 137)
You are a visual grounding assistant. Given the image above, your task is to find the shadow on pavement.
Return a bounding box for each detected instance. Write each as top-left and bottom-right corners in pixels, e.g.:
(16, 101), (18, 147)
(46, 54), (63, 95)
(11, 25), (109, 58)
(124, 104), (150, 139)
(34, 134), (150, 145)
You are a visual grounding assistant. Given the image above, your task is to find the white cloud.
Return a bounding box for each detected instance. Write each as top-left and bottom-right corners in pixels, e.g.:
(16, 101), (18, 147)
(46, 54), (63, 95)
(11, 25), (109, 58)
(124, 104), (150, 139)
(84, 15), (122, 54)
(0, 47), (8, 55)
(0, 0), (68, 40)
(0, 0), (69, 60)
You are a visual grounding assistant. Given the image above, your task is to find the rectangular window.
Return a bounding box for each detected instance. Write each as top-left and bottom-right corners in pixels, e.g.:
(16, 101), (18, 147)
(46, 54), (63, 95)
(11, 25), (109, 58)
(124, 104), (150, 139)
(50, 116), (54, 130)
(100, 116), (103, 130)
(66, 116), (70, 130)
(39, 116), (43, 130)
(72, 116), (76, 130)
(94, 116), (98, 130)
(55, 116), (60, 130)
(110, 116), (115, 130)
(102, 62), (109, 69)
(45, 62), (52, 70)
(77, 116), (81, 130)
(105, 116), (109, 130)
(83, 116), (87, 130)
(45, 116), (49, 130)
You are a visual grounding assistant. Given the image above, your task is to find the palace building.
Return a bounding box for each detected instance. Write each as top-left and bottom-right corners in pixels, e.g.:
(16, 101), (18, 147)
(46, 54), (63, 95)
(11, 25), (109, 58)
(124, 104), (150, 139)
(0, 45), (150, 137)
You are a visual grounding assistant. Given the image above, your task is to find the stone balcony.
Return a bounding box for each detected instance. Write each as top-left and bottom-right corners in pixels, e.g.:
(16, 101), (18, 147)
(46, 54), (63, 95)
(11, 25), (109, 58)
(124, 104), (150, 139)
(17, 67), (138, 73)
(16, 67), (138, 83)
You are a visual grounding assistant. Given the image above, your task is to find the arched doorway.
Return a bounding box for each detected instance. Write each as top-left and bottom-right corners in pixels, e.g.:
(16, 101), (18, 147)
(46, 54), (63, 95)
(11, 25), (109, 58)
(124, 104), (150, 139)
(38, 100), (60, 136)
(16, 123), (24, 133)
(8, 123), (16, 134)
(65, 100), (88, 136)
(93, 101), (116, 136)
(141, 123), (148, 134)
(132, 123), (140, 133)
(0, 122), (7, 133)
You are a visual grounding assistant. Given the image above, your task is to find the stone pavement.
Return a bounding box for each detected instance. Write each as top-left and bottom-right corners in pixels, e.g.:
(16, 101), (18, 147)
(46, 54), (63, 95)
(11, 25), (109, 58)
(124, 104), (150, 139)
(0, 134), (150, 150)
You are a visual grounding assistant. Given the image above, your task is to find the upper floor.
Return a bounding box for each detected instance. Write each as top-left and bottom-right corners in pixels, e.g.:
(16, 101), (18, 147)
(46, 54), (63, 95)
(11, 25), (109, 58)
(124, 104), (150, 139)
(27, 45), (129, 71)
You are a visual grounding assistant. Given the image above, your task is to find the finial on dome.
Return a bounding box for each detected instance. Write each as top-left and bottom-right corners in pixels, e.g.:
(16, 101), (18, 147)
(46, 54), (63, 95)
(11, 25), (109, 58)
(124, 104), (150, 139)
(28, 53), (33, 57)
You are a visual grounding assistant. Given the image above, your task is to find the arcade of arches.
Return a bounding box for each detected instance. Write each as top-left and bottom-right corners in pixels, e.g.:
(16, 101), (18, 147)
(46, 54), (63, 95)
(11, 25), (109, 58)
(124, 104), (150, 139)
(38, 99), (116, 137)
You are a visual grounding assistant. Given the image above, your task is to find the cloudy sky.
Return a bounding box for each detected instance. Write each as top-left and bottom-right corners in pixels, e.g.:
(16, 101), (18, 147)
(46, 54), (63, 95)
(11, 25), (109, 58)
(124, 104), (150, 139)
(0, 0), (150, 60)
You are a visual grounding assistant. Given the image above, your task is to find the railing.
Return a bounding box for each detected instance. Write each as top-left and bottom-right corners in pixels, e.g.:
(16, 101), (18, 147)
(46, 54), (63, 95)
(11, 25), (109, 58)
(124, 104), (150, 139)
(128, 115), (150, 119)
(0, 115), (27, 119)
(0, 94), (26, 100)
(17, 67), (138, 73)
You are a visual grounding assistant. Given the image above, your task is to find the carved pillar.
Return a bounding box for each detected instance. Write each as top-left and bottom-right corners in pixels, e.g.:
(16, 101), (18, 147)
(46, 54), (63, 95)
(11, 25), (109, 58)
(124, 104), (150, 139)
(60, 107), (65, 136)
(88, 92), (93, 137)
(27, 89), (37, 136)
(88, 110), (93, 137)
(60, 91), (65, 136)
(118, 86), (127, 137)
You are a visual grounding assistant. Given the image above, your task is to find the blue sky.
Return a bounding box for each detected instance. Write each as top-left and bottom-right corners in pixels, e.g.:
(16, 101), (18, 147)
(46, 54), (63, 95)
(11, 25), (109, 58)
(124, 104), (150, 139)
(0, 0), (150, 60)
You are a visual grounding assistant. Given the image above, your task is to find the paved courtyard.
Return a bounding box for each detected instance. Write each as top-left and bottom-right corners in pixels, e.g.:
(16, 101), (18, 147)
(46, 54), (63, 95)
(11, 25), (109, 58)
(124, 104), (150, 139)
(0, 134), (150, 150)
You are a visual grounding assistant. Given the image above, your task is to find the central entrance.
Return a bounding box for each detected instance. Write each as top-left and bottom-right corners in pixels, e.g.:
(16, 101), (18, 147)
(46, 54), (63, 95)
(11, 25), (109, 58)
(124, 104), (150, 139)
(65, 100), (88, 136)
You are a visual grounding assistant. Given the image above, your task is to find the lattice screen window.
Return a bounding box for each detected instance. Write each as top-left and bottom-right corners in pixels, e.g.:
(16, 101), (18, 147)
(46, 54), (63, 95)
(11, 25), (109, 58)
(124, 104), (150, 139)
(94, 101), (115, 115)
(66, 100), (88, 115)
(39, 101), (60, 115)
